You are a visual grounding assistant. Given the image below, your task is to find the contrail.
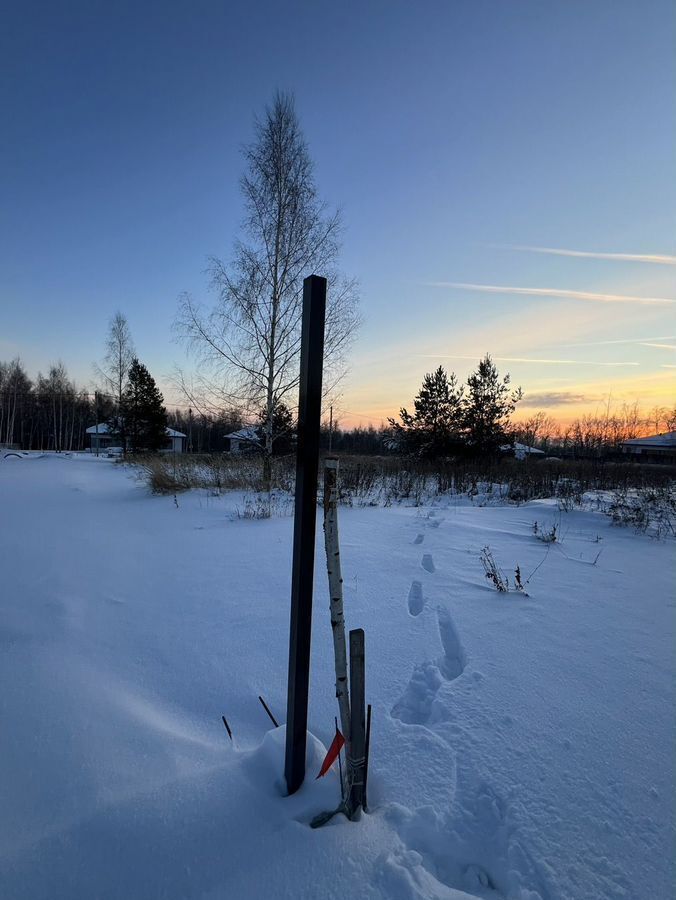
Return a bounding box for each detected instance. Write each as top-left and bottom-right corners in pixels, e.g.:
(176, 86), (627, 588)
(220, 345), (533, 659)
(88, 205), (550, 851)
(426, 282), (674, 305)
(565, 335), (675, 347)
(416, 354), (639, 367)
(493, 244), (676, 265)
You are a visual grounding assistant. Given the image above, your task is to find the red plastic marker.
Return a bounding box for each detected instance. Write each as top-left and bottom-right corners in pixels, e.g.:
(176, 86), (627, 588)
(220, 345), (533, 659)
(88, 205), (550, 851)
(316, 728), (345, 779)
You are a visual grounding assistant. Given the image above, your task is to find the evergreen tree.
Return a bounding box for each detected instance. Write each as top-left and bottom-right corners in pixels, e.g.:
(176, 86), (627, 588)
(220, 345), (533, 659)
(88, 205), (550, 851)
(463, 354), (522, 455)
(388, 366), (464, 458)
(121, 359), (168, 452)
(258, 402), (295, 455)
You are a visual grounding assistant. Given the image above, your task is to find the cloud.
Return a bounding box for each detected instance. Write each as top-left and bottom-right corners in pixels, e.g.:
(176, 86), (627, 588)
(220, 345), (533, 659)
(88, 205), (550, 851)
(426, 282), (675, 305)
(520, 392), (601, 407)
(493, 244), (676, 265)
(416, 354), (639, 367)
(640, 343), (676, 350)
(565, 335), (675, 347)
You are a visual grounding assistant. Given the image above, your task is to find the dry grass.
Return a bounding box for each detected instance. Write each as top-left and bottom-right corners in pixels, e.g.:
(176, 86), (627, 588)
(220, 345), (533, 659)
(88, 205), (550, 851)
(129, 451), (676, 512)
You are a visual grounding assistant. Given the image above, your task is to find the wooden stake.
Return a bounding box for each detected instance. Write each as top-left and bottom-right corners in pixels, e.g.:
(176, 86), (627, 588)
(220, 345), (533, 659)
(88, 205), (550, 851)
(348, 628), (366, 817)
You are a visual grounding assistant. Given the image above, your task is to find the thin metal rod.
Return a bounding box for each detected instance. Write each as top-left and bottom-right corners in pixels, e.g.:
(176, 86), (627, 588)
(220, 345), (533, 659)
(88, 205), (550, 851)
(335, 715), (345, 800)
(221, 715), (233, 740)
(258, 695), (280, 728)
(364, 703), (372, 811)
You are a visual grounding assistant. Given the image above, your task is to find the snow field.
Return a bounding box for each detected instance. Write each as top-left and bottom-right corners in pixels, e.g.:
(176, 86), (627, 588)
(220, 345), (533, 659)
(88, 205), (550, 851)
(0, 455), (673, 899)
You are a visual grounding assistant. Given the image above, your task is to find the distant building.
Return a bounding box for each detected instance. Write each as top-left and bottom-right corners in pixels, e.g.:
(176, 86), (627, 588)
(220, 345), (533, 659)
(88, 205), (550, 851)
(86, 423), (186, 453)
(500, 442), (546, 461)
(223, 427), (262, 454)
(621, 431), (676, 464)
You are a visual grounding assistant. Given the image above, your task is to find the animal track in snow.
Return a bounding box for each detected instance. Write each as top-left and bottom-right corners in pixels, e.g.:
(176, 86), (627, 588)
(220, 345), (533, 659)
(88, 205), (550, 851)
(421, 554), (435, 573)
(407, 581), (424, 616)
(413, 533), (424, 545)
(391, 607), (466, 725)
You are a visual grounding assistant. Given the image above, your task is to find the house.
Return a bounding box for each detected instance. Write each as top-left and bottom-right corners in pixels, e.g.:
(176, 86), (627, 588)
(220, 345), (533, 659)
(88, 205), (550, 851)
(86, 423), (186, 453)
(223, 427), (262, 454)
(500, 442), (546, 461)
(621, 431), (676, 464)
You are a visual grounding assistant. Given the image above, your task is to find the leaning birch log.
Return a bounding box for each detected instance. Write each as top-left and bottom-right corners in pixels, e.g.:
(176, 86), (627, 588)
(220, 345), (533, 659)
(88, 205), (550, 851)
(323, 458), (351, 757)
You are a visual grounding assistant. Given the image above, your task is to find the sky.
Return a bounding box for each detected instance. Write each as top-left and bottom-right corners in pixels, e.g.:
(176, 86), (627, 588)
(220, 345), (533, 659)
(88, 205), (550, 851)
(1, 0), (674, 428)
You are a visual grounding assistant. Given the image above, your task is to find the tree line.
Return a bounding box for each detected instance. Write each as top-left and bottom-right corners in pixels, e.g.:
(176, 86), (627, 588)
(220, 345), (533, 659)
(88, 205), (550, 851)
(385, 361), (675, 460)
(0, 360), (95, 451)
(387, 356), (522, 458)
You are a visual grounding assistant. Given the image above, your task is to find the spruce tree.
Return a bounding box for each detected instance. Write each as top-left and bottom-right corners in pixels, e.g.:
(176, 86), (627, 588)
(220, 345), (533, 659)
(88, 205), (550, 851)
(121, 359), (168, 452)
(463, 354), (522, 456)
(258, 402), (295, 455)
(388, 366), (464, 458)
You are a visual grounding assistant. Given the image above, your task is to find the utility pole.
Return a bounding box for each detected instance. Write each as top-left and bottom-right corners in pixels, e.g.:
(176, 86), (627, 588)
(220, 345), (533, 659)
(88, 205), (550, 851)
(284, 275), (327, 796)
(94, 391), (100, 457)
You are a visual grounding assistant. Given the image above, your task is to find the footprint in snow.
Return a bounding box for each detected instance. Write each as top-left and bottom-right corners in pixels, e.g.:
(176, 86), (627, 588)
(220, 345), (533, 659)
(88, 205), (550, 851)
(421, 554), (435, 573)
(413, 533), (424, 545)
(391, 607), (466, 725)
(407, 581), (424, 617)
(384, 780), (550, 900)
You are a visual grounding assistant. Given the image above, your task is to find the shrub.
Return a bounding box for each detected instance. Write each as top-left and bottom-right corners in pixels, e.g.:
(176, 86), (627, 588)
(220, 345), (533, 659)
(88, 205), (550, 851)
(606, 486), (676, 539)
(480, 547), (509, 592)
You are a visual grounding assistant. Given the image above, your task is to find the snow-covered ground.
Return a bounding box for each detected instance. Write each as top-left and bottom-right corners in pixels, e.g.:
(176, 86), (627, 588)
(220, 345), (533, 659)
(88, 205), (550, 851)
(0, 455), (673, 900)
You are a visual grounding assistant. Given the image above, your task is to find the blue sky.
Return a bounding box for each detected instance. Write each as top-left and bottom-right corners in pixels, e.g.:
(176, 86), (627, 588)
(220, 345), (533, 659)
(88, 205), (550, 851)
(2, 0), (674, 424)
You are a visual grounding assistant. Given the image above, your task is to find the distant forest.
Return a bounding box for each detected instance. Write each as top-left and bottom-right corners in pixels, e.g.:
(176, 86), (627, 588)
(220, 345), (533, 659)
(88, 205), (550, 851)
(0, 357), (673, 457)
(0, 357), (386, 454)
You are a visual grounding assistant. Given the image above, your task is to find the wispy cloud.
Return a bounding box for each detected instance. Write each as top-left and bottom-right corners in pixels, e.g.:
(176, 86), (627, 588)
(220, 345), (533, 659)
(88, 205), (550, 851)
(662, 364), (676, 369)
(493, 244), (676, 266)
(520, 392), (600, 408)
(565, 335), (675, 347)
(640, 343), (676, 351)
(426, 282), (675, 305)
(416, 354), (639, 367)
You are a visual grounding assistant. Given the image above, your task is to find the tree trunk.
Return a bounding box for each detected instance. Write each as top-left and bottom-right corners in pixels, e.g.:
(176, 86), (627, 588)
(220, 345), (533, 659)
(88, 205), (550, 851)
(323, 458), (351, 754)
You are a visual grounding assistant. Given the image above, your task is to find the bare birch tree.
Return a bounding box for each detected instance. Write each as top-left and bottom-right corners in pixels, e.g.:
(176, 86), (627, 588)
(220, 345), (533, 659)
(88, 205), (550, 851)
(175, 91), (359, 488)
(95, 312), (135, 409)
(94, 311), (135, 449)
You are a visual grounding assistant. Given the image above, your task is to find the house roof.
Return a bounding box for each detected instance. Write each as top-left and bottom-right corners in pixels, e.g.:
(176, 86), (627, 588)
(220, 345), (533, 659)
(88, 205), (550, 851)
(86, 423), (186, 438)
(500, 442), (545, 455)
(622, 431), (676, 449)
(224, 427), (261, 442)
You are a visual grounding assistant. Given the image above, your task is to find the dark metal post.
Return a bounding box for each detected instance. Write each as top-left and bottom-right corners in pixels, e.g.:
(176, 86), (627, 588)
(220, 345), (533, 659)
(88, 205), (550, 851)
(284, 275), (327, 795)
(348, 628), (366, 815)
(94, 391), (100, 457)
